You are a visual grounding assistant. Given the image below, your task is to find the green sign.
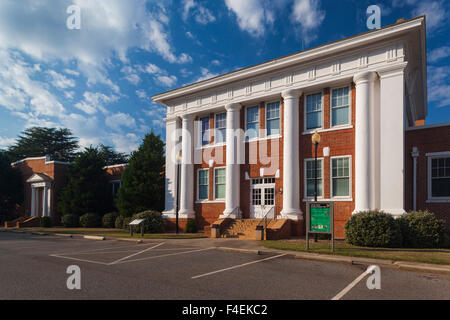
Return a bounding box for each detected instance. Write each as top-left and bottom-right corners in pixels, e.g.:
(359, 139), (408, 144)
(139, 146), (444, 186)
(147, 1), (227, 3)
(310, 203), (331, 233)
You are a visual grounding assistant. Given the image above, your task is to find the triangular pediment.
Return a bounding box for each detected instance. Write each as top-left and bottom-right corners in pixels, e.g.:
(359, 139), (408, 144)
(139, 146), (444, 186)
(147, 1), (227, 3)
(26, 173), (52, 183)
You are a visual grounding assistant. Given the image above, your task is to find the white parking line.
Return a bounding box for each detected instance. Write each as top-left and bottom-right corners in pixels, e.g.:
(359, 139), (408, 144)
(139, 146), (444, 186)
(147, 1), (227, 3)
(331, 268), (372, 300)
(191, 254), (288, 279)
(109, 243), (165, 265)
(49, 254), (110, 265)
(113, 247), (215, 265)
(51, 242), (150, 256)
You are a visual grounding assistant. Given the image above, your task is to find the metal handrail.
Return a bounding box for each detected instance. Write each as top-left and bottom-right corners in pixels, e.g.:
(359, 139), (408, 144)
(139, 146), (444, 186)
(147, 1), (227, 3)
(257, 206), (275, 234)
(228, 206), (241, 219)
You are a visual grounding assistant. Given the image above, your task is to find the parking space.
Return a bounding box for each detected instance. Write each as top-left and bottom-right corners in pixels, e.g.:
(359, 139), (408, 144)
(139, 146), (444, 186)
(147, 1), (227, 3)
(0, 231), (449, 300)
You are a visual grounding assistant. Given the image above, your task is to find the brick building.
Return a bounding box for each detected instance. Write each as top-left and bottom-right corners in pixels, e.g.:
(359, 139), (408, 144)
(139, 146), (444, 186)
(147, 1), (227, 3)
(153, 16), (448, 239)
(10, 156), (127, 225)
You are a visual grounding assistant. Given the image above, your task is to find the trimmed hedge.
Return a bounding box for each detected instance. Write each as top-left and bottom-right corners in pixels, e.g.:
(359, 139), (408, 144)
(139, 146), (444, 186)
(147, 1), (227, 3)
(79, 213), (101, 228)
(397, 211), (447, 248)
(102, 212), (119, 228)
(122, 217), (132, 230)
(62, 214), (79, 228)
(185, 218), (198, 233)
(345, 210), (403, 248)
(131, 210), (164, 233)
(40, 216), (52, 228)
(115, 215), (124, 229)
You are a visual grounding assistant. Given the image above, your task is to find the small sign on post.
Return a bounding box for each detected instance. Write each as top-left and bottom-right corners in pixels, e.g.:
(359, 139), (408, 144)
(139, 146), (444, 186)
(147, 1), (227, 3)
(129, 219), (145, 237)
(306, 202), (334, 252)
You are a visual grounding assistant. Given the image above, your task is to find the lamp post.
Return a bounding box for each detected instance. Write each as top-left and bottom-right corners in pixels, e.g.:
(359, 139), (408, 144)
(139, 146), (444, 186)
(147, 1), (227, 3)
(175, 151), (182, 234)
(311, 130), (321, 242)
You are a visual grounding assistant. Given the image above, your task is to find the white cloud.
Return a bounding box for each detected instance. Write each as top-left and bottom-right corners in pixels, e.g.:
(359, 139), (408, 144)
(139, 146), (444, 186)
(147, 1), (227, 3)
(428, 46), (450, 63)
(46, 70), (76, 89)
(144, 63), (164, 75)
(413, 1), (447, 31)
(195, 67), (219, 82)
(111, 133), (140, 153)
(428, 66), (450, 107)
(182, 0), (216, 25)
(0, 136), (16, 149)
(157, 75), (178, 87)
(64, 69), (80, 77)
(136, 89), (148, 100)
(105, 112), (136, 130)
(291, 0), (325, 44)
(75, 91), (118, 115)
(141, 63), (177, 87)
(224, 0), (270, 37)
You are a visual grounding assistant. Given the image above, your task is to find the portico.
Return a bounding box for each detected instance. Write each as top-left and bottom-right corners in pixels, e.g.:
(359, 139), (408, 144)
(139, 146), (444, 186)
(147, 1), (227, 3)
(26, 173), (52, 217)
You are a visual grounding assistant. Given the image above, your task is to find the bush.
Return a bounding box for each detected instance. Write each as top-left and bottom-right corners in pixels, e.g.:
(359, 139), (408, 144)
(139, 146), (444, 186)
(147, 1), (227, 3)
(61, 214), (79, 228)
(79, 213), (101, 228)
(40, 216), (52, 228)
(102, 212), (119, 228)
(122, 217), (132, 230)
(397, 211), (448, 248)
(131, 210), (164, 233)
(185, 218), (198, 233)
(345, 210), (402, 248)
(115, 215), (124, 229)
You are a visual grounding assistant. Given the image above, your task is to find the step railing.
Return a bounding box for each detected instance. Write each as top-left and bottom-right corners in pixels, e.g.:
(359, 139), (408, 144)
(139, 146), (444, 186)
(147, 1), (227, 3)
(256, 206), (276, 240)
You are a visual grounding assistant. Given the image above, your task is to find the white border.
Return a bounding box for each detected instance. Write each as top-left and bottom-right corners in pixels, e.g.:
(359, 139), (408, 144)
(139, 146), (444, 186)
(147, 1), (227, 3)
(213, 167), (226, 200)
(304, 157), (324, 200)
(330, 84), (352, 129)
(197, 168), (209, 201)
(427, 153), (450, 202)
(303, 90), (324, 133)
(330, 155), (352, 200)
(265, 100), (282, 139)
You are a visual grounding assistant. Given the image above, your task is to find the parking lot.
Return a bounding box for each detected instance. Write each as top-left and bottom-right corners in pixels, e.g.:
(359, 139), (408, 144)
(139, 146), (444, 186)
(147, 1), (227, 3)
(0, 231), (449, 300)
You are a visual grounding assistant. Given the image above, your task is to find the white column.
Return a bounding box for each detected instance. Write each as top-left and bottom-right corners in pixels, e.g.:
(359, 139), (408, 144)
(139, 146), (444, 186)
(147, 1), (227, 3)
(163, 117), (180, 217)
(353, 71), (377, 213)
(281, 89), (302, 220)
(30, 186), (36, 217)
(221, 103), (242, 219)
(47, 187), (52, 217)
(42, 186), (48, 217)
(179, 114), (195, 218)
(378, 63), (407, 216)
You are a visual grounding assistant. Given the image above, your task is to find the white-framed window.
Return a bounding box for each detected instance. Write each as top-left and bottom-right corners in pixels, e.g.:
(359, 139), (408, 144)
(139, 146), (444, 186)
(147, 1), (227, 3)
(429, 155), (450, 199)
(200, 117), (210, 146)
(266, 101), (281, 137)
(110, 180), (121, 197)
(197, 169), (209, 200)
(305, 159), (323, 198)
(214, 167), (226, 199)
(331, 156), (351, 198)
(215, 113), (226, 144)
(331, 86), (350, 127)
(305, 92), (323, 131)
(246, 105), (260, 140)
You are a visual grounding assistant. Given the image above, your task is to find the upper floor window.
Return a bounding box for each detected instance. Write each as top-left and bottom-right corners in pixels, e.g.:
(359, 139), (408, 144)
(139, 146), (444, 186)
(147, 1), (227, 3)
(200, 117), (210, 146)
(215, 113), (226, 144)
(246, 106), (260, 140)
(305, 159), (323, 198)
(305, 92), (322, 130)
(266, 102), (280, 136)
(331, 87), (350, 127)
(430, 157), (450, 198)
(331, 157), (351, 198)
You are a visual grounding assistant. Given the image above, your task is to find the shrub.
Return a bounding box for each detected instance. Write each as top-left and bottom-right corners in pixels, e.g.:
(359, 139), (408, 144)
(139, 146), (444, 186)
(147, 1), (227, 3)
(131, 210), (164, 233)
(122, 217), (132, 230)
(397, 211), (448, 248)
(40, 216), (52, 228)
(102, 212), (119, 228)
(185, 218), (198, 233)
(62, 214), (79, 228)
(79, 213), (101, 228)
(115, 215), (124, 229)
(345, 210), (402, 248)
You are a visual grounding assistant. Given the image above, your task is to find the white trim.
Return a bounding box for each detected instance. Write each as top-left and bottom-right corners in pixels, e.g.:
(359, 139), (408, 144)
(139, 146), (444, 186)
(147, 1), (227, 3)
(427, 153), (450, 201)
(12, 156), (72, 166)
(303, 90), (324, 132)
(195, 200), (225, 204)
(330, 84), (352, 128)
(103, 163), (128, 169)
(213, 167), (226, 200)
(303, 157), (324, 199)
(330, 155), (352, 200)
(302, 125), (353, 135)
(425, 151), (450, 157)
(265, 100), (282, 138)
(197, 168), (209, 201)
(303, 198), (353, 202)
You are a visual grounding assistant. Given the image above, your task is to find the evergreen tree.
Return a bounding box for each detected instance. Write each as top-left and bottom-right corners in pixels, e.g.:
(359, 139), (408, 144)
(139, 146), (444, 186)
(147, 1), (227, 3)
(98, 144), (128, 166)
(8, 127), (79, 162)
(57, 147), (112, 216)
(0, 153), (23, 222)
(116, 132), (165, 217)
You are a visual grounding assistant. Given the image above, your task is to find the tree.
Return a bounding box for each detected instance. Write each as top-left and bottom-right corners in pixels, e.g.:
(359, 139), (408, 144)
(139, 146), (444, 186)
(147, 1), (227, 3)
(116, 132), (165, 217)
(56, 147), (112, 216)
(8, 127), (79, 162)
(97, 144), (128, 166)
(0, 153), (23, 223)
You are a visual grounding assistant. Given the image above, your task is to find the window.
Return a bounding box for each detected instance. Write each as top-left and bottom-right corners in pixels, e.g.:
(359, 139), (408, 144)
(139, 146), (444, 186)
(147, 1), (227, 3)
(215, 113), (226, 144)
(266, 102), (280, 136)
(305, 92), (322, 130)
(214, 168), (226, 199)
(331, 87), (350, 127)
(331, 157), (351, 197)
(198, 169), (209, 200)
(430, 157), (450, 198)
(252, 189), (261, 205)
(200, 117), (210, 146)
(246, 106), (259, 140)
(305, 159), (323, 198)
(110, 181), (121, 197)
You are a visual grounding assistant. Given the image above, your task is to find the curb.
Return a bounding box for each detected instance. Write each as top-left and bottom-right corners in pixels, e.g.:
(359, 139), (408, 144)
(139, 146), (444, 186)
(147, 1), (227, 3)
(394, 261), (450, 275)
(216, 247), (263, 255)
(112, 237), (144, 244)
(54, 233), (73, 238)
(83, 235), (105, 241)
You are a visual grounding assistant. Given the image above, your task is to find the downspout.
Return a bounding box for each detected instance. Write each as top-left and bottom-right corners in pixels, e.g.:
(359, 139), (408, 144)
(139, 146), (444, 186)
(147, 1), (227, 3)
(411, 147), (419, 211)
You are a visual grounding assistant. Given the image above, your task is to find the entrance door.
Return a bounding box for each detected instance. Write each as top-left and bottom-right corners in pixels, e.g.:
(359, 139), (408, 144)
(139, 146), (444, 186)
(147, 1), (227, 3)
(250, 177), (275, 218)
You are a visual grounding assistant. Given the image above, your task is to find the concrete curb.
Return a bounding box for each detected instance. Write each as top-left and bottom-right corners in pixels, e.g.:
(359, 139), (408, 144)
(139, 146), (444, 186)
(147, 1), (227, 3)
(394, 261), (450, 275)
(83, 235), (105, 241)
(216, 247), (263, 255)
(54, 233), (73, 238)
(112, 237), (144, 244)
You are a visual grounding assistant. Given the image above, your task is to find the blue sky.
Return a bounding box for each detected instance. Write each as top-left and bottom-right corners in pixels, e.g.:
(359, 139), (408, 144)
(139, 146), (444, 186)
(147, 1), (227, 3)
(0, 0), (448, 154)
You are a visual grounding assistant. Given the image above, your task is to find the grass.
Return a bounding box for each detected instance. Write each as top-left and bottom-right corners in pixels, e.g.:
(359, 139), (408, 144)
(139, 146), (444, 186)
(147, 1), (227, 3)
(13, 227), (207, 239)
(260, 239), (450, 265)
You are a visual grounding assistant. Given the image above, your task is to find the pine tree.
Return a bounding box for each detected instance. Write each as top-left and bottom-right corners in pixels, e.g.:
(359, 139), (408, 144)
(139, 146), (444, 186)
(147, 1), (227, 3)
(0, 153), (23, 222)
(98, 144), (128, 166)
(116, 132), (165, 217)
(56, 147), (113, 216)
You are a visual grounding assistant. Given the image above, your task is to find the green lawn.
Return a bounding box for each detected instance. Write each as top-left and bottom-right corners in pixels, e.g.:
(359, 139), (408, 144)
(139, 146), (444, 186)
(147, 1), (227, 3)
(14, 227), (207, 239)
(261, 239), (450, 265)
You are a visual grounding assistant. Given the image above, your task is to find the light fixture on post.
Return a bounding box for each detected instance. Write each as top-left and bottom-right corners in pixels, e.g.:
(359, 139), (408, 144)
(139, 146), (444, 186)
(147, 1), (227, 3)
(311, 130), (321, 243)
(175, 151), (182, 234)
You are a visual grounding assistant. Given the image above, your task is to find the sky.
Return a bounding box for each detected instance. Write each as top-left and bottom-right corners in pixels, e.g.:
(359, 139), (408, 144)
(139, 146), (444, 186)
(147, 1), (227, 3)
(0, 0), (449, 154)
